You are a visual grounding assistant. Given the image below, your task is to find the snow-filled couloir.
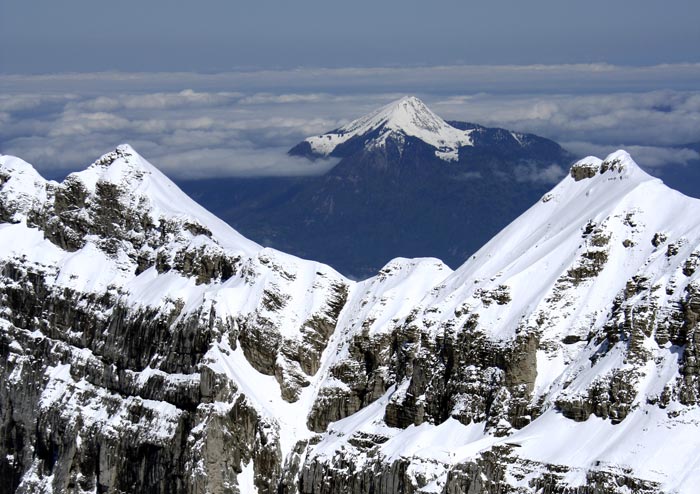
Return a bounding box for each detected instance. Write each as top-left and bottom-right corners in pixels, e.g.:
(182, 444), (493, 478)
(2, 146), (700, 493)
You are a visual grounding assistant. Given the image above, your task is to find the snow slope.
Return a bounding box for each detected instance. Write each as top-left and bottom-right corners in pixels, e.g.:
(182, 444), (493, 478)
(303, 96), (474, 161)
(2, 146), (700, 493)
(301, 150), (700, 492)
(71, 144), (261, 254)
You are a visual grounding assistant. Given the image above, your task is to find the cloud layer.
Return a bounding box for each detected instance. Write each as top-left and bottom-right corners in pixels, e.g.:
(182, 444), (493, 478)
(0, 64), (698, 179)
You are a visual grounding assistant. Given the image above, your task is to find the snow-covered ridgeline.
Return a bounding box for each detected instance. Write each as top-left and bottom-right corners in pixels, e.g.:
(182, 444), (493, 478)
(300, 150), (700, 492)
(2, 146), (700, 493)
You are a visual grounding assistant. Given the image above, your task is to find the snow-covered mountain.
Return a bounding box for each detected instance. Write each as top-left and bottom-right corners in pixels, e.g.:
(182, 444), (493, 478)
(289, 95), (551, 164)
(2, 145), (700, 493)
(296, 96), (474, 162)
(203, 96), (573, 278)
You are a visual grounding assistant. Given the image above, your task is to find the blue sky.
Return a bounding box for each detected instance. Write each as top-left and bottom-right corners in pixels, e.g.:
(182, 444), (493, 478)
(0, 2), (698, 179)
(2, 0), (699, 73)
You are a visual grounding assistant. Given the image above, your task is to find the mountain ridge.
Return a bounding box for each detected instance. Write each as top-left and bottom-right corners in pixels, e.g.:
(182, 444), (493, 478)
(291, 96), (474, 162)
(202, 96), (575, 278)
(2, 145), (700, 492)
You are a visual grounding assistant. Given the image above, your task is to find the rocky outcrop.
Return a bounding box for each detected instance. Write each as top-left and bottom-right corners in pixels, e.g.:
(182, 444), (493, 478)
(299, 456), (421, 494)
(383, 320), (538, 432)
(677, 281), (700, 405)
(445, 449), (662, 494)
(2, 147), (700, 494)
(0, 257), (283, 494)
(0, 147), (351, 494)
(570, 159), (600, 181)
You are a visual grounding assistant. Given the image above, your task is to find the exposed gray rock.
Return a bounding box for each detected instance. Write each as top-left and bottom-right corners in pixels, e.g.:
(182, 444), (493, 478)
(1, 147), (699, 494)
(570, 160), (599, 181)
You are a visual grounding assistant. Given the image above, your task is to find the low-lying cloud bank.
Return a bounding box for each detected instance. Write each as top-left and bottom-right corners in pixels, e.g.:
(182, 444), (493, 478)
(0, 64), (698, 179)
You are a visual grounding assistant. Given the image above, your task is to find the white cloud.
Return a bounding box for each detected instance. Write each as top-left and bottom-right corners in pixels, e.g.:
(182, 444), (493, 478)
(0, 64), (698, 179)
(239, 93), (331, 105)
(0, 93), (78, 112)
(2, 63), (698, 94)
(48, 111), (132, 137)
(151, 147), (339, 179)
(561, 142), (700, 168)
(433, 90), (700, 148)
(513, 163), (567, 184)
(67, 89), (243, 112)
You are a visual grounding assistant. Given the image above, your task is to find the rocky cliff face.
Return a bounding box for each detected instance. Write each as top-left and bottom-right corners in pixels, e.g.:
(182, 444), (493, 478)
(1, 146), (700, 493)
(0, 147), (347, 494)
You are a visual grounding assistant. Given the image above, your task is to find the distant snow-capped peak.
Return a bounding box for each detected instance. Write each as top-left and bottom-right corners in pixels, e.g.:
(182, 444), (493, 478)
(304, 96), (474, 161)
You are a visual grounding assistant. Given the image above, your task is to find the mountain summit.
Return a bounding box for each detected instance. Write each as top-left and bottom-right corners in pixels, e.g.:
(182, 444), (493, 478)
(182, 99), (575, 278)
(292, 96), (474, 161)
(3, 147), (700, 493)
(209, 98), (570, 277)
